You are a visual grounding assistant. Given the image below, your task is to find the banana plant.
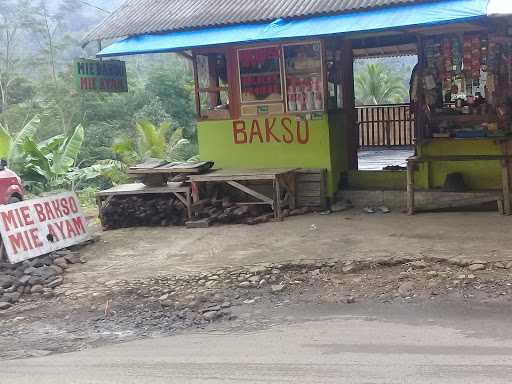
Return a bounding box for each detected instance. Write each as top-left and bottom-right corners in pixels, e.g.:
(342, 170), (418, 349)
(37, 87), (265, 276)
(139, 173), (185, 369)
(21, 124), (126, 193)
(113, 120), (198, 165)
(0, 116), (40, 168)
(136, 120), (172, 159)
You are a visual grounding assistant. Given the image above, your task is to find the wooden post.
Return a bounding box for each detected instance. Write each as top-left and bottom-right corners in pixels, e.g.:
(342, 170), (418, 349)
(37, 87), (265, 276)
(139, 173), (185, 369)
(407, 159), (415, 215)
(274, 177), (282, 221)
(340, 39), (358, 170)
(501, 159), (511, 215)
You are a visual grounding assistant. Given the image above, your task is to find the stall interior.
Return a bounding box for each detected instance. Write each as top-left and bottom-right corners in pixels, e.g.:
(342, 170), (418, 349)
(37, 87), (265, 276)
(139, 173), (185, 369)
(420, 28), (512, 140)
(194, 41), (328, 120)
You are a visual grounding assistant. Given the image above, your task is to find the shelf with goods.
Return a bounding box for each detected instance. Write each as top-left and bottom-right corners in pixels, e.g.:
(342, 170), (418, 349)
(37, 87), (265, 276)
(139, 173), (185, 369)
(238, 46), (284, 106)
(283, 41), (325, 113)
(422, 30), (512, 139)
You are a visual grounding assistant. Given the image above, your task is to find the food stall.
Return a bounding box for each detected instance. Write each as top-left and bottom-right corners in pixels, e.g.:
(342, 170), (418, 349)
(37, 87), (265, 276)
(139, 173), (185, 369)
(192, 39), (343, 197)
(405, 24), (512, 213)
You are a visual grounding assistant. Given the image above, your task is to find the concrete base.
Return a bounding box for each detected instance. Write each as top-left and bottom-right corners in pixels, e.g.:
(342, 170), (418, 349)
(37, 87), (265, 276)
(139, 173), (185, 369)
(338, 189), (502, 212)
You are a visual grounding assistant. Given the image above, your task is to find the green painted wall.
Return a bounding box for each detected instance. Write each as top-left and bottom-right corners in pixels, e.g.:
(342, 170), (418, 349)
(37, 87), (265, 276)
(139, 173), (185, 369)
(197, 114), (341, 195)
(415, 139), (503, 190)
(348, 170), (406, 190)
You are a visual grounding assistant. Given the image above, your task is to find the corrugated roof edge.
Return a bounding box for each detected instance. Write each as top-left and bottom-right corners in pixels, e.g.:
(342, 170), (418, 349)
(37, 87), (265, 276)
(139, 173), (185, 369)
(82, 0), (430, 45)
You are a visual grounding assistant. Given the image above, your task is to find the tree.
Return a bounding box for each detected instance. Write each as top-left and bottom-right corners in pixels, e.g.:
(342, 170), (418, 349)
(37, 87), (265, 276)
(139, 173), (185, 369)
(0, 0), (38, 116)
(354, 63), (409, 106)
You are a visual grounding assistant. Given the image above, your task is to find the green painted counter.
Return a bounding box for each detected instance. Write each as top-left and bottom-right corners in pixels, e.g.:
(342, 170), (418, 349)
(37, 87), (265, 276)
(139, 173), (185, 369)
(415, 137), (511, 190)
(197, 114), (344, 196)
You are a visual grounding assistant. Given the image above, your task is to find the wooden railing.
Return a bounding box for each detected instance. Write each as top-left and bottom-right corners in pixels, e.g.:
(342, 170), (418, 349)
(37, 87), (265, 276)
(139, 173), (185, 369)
(357, 104), (415, 147)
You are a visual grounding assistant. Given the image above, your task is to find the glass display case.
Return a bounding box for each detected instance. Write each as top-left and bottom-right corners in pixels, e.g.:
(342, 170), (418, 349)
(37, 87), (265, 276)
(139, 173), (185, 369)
(283, 42), (324, 113)
(238, 46), (283, 103)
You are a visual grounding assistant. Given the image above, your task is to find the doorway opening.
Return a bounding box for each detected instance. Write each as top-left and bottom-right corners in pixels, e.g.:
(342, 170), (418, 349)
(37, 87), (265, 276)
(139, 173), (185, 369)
(354, 55), (417, 170)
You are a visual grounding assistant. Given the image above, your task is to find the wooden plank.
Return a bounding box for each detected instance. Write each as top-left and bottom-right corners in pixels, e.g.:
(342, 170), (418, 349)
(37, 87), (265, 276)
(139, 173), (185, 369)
(407, 160), (415, 215)
(189, 168), (297, 182)
(226, 181), (274, 204)
(96, 183), (190, 197)
(502, 159), (511, 215)
(186, 218), (212, 229)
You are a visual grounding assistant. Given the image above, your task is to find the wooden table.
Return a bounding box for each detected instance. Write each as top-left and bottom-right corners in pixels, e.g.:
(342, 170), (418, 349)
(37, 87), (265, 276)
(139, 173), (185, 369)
(189, 169), (298, 221)
(407, 155), (512, 215)
(128, 161), (214, 186)
(96, 182), (193, 221)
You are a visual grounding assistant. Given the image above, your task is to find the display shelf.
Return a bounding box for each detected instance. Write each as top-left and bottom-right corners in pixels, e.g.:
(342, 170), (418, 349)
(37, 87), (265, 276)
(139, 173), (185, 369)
(431, 113), (498, 125)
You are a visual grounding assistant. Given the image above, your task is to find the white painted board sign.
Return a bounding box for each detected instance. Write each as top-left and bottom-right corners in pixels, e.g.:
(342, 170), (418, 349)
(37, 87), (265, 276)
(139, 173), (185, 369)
(0, 192), (90, 264)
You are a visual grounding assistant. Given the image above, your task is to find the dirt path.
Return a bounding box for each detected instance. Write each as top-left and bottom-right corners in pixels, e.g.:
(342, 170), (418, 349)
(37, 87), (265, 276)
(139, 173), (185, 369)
(73, 211), (512, 285)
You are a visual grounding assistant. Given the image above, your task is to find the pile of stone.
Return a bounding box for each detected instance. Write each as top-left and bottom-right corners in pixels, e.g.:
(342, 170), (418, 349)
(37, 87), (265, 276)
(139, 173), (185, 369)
(101, 195), (188, 230)
(0, 249), (84, 310)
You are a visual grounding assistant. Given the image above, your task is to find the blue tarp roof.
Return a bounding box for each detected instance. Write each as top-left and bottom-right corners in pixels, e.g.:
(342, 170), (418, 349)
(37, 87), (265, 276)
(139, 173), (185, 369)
(98, 0), (490, 57)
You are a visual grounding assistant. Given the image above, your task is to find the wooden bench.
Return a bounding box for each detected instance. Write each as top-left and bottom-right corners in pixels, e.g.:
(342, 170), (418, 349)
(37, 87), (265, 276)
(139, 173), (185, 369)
(407, 155), (512, 215)
(96, 183), (193, 223)
(189, 168), (297, 221)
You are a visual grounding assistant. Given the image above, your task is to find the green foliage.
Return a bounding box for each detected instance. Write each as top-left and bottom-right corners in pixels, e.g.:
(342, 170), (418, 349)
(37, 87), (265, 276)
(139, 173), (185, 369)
(136, 120), (172, 159)
(0, 115), (40, 166)
(113, 120), (198, 165)
(354, 62), (409, 106)
(18, 124), (123, 193)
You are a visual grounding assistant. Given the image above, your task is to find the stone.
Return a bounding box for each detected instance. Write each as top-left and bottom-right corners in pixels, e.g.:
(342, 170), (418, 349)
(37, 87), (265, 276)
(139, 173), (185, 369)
(342, 263), (358, 273)
(398, 282), (415, 298)
(50, 265), (64, 275)
(28, 277), (43, 286)
(271, 284), (285, 293)
(506, 261), (512, 270)
(495, 262), (506, 269)
(248, 265), (267, 274)
(33, 267), (57, 280)
(0, 275), (15, 289)
(53, 258), (69, 269)
(30, 285), (44, 294)
(468, 264), (486, 272)
(346, 296), (356, 304)
(23, 267), (37, 275)
(202, 305), (221, 313)
(47, 277), (64, 289)
(238, 282), (251, 288)
(258, 279), (267, 287)
(221, 302), (231, 309)
(64, 253), (82, 264)
(0, 302), (11, 310)
(410, 260), (429, 269)
(3, 292), (21, 304)
(158, 294), (169, 301)
(160, 300), (174, 308)
(17, 275), (31, 285)
(203, 311), (222, 321)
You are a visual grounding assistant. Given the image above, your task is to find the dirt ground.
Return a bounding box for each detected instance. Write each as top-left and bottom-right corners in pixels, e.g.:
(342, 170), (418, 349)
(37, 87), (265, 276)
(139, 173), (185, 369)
(2, 209), (512, 360)
(73, 210), (512, 284)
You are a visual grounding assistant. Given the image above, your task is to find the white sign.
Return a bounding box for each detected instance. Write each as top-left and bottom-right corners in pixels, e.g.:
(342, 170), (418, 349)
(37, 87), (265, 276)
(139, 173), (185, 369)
(0, 192), (90, 264)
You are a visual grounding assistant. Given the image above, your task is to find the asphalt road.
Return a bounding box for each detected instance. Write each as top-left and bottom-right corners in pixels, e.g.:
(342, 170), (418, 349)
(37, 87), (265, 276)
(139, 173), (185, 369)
(3, 303), (512, 384)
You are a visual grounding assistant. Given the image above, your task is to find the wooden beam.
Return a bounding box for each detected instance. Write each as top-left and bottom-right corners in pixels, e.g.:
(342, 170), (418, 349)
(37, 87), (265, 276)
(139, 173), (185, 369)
(226, 181), (274, 204)
(177, 51), (193, 61)
(340, 39), (358, 171)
